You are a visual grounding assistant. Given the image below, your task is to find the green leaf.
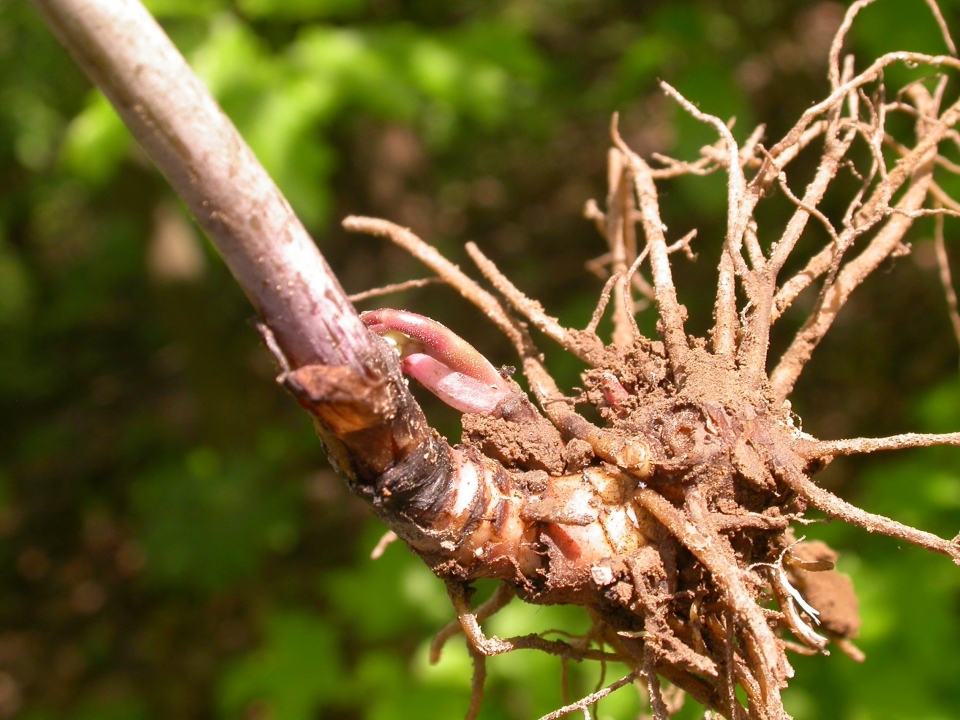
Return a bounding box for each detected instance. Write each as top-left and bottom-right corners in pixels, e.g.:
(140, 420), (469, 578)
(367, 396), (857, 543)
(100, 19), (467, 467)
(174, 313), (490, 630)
(143, 0), (227, 17)
(217, 611), (343, 720)
(0, 233), (33, 325)
(246, 77), (337, 227)
(236, 0), (366, 21)
(789, 379), (960, 719)
(131, 450), (299, 592)
(60, 92), (131, 185)
(190, 15), (276, 108)
(322, 520), (450, 642)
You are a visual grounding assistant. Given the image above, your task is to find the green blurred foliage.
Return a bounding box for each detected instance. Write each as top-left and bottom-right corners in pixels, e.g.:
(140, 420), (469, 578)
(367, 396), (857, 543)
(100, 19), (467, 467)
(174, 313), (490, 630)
(217, 610), (344, 719)
(786, 379), (960, 720)
(131, 449), (300, 592)
(3, 0), (960, 718)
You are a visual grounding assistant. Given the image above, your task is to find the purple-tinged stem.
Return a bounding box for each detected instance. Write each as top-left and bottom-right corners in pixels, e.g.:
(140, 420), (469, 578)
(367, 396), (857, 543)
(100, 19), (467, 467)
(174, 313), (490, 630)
(31, 0), (372, 371)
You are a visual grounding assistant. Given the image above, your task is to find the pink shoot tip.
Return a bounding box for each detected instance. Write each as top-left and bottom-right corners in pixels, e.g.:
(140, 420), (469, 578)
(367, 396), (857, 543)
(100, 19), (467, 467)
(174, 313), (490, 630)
(361, 309), (512, 414)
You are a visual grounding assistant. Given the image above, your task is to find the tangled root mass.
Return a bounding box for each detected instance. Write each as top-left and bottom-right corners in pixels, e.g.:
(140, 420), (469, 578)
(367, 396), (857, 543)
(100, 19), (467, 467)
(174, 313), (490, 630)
(282, 4), (960, 718)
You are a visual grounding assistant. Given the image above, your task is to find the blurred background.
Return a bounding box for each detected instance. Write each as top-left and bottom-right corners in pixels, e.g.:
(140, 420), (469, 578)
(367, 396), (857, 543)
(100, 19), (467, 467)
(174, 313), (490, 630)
(2, 0), (960, 717)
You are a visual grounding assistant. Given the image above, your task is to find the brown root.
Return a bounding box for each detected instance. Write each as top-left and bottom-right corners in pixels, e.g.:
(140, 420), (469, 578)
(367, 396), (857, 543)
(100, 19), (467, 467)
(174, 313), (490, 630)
(321, 4), (960, 718)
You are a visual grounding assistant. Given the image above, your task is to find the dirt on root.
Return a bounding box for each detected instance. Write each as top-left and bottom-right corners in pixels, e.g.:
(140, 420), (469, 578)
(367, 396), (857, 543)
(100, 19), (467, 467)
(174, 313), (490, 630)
(457, 335), (861, 712)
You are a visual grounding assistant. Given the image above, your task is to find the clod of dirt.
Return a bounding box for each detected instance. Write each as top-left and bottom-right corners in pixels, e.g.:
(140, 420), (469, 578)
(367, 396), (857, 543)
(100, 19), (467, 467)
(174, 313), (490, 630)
(788, 541), (861, 641)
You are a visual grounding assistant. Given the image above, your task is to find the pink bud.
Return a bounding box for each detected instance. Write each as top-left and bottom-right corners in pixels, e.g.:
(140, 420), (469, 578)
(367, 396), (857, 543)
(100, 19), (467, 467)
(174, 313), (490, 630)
(600, 372), (630, 413)
(361, 309), (512, 414)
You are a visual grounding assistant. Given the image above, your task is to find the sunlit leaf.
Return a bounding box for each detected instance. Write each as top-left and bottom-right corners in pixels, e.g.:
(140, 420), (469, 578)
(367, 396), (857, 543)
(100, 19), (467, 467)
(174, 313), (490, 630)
(131, 450), (300, 592)
(217, 611), (343, 719)
(236, 0), (366, 21)
(61, 92), (131, 185)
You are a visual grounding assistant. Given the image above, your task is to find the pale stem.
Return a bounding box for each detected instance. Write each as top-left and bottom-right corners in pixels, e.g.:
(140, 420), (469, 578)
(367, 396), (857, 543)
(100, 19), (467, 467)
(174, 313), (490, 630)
(31, 0), (371, 370)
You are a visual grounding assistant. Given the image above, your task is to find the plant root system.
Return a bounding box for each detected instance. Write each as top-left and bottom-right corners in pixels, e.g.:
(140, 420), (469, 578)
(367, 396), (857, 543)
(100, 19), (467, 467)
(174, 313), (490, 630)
(280, 3), (960, 718)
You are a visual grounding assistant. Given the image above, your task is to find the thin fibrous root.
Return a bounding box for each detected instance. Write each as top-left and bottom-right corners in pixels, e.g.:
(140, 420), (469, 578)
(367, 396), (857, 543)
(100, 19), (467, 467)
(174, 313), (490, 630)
(464, 241), (606, 364)
(536, 673), (638, 720)
(610, 115), (691, 374)
(370, 530), (398, 560)
(586, 272), (621, 335)
(465, 644), (486, 720)
(933, 208), (960, 363)
(343, 216), (526, 353)
(776, 461), (960, 566)
(807, 431), (960, 456)
(348, 277), (440, 303)
(431, 583), (515, 664)
(644, 644), (669, 720)
(633, 487), (790, 718)
(443, 581), (622, 663)
(343, 215), (582, 426)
